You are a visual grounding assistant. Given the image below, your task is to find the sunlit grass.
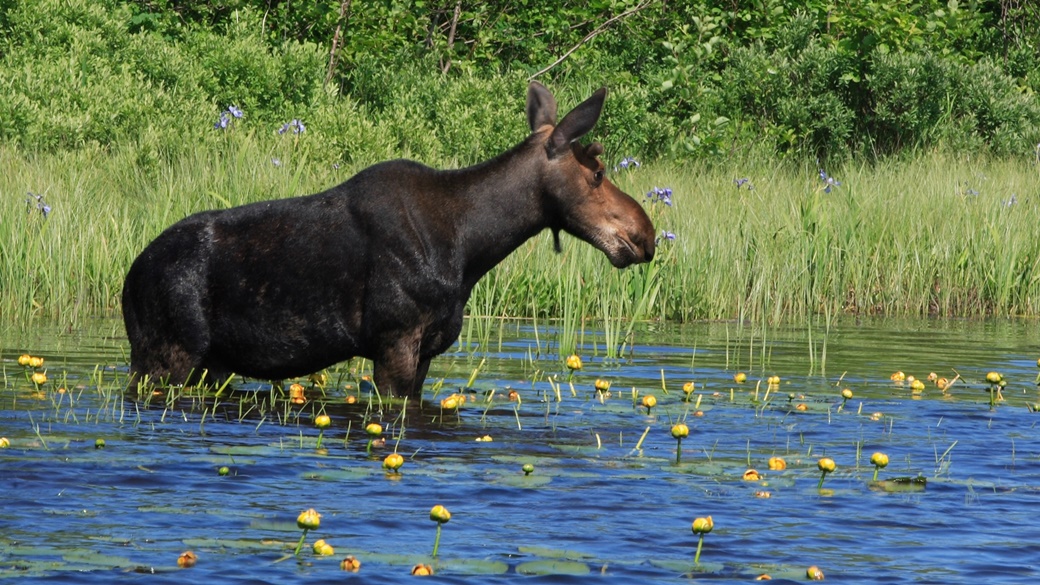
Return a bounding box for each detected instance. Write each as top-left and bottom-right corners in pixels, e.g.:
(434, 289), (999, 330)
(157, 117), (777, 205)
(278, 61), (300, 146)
(3, 140), (1039, 333)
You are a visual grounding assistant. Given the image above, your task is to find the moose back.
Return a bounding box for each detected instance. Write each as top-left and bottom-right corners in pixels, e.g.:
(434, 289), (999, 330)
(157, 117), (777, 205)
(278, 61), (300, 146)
(122, 82), (656, 398)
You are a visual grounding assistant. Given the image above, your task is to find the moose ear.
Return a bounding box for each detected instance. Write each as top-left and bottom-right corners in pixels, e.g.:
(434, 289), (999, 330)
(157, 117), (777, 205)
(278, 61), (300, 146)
(548, 87), (607, 157)
(526, 81), (558, 132)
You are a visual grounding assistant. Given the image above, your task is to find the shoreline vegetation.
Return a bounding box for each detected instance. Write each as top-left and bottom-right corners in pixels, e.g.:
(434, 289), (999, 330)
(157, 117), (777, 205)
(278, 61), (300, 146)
(5, 144), (1039, 327)
(2, 0), (1039, 327)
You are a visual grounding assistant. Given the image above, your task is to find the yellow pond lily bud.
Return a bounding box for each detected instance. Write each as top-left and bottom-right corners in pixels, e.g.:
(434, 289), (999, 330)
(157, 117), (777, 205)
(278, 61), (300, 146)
(565, 355), (582, 370)
(177, 551), (197, 568)
(383, 453), (404, 472)
(691, 516), (714, 535)
(870, 452), (889, 469)
(430, 504), (451, 524)
(297, 508), (322, 531)
(340, 555), (361, 572)
(411, 563), (434, 576)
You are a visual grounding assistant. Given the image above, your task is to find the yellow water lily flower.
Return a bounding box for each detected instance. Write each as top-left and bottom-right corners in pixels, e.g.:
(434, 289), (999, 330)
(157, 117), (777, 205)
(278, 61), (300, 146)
(177, 551), (197, 568)
(383, 452), (404, 472)
(297, 508), (322, 531)
(671, 423), (689, 439)
(691, 515), (714, 534)
(565, 355), (583, 370)
(430, 505), (451, 524)
(340, 555), (361, 572)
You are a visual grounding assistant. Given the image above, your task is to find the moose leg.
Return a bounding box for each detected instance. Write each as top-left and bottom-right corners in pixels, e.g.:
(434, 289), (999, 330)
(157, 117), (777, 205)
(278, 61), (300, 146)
(410, 358), (432, 398)
(372, 331), (424, 399)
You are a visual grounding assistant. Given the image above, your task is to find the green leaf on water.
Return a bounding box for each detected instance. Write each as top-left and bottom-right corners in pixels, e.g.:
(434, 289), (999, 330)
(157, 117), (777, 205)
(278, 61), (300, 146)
(60, 550), (137, 568)
(517, 545), (594, 560)
(515, 559), (591, 576)
(439, 558), (510, 575)
(868, 476), (927, 493)
(491, 472), (552, 488)
(182, 537), (283, 551)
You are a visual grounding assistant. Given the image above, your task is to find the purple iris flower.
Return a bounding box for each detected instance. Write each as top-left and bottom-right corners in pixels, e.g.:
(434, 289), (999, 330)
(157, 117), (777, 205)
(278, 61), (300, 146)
(645, 186), (673, 206)
(819, 169), (841, 193)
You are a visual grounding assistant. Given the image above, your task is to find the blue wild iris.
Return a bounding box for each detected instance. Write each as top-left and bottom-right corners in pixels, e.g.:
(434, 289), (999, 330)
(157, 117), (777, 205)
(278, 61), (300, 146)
(734, 178), (753, 190)
(614, 156), (640, 172)
(279, 119), (306, 135)
(25, 192), (51, 218)
(818, 169), (841, 193)
(214, 105), (244, 130)
(645, 186), (673, 206)
(657, 230), (676, 243)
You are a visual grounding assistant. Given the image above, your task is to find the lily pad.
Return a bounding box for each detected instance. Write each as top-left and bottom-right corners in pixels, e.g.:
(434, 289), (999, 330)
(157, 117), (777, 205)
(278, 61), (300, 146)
(490, 472), (552, 488)
(515, 559), (591, 576)
(517, 545), (595, 560)
(869, 476), (927, 493)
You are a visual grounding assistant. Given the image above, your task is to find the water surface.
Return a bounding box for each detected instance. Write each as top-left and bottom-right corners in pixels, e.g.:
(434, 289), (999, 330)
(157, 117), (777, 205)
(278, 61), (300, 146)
(2, 317), (1039, 583)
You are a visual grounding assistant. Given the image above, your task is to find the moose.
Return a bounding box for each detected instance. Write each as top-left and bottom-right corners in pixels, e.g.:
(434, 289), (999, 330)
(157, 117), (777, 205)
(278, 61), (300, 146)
(122, 82), (656, 398)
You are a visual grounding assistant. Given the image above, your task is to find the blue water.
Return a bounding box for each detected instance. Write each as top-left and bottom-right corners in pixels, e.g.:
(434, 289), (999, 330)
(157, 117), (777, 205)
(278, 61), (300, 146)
(2, 317), (1040, 583)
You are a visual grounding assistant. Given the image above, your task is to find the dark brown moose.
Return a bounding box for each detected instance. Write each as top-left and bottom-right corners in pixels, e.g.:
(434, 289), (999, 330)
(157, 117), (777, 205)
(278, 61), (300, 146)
(122, 82), (656, 398)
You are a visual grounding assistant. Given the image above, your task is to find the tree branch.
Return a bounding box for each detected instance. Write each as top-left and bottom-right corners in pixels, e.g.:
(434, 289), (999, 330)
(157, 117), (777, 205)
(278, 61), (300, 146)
(529, 0), (654, 80)
(325, 0), (353, 87)
(441, 0), (463, 74)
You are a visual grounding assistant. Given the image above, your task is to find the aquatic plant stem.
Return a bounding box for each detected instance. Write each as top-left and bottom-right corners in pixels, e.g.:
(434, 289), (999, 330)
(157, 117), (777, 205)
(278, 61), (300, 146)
(676, 437), (683, 465)
(432, 523), (443, 557)
(294, 529), (309, 556)
(694, 535), (704, 564)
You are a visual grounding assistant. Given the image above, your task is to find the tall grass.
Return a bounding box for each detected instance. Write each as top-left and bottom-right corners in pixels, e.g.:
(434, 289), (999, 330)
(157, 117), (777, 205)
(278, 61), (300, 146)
(3, 138), (1039, 331)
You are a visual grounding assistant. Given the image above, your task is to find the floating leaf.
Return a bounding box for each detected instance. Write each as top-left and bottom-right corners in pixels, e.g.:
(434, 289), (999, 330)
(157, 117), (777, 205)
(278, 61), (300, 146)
(515, 559), (591, 576)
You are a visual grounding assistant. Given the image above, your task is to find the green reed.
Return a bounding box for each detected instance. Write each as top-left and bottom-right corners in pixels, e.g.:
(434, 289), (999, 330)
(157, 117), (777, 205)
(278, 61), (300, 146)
(4, 140), (1040, 334)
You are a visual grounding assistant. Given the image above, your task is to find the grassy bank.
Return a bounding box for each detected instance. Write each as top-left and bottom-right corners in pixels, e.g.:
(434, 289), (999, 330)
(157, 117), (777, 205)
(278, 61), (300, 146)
(3, 138), (1039, 330)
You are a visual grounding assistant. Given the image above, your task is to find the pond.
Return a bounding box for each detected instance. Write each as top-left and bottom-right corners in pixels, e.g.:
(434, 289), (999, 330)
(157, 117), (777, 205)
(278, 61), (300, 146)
(2, 316), (1040, 583)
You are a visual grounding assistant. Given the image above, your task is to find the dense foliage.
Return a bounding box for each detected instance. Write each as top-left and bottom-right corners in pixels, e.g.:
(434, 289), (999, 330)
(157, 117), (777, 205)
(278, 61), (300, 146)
(2, 0), (1039, 164)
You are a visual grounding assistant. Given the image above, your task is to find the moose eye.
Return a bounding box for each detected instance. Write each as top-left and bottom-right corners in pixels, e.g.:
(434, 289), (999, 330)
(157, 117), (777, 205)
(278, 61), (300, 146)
(594, 170), (604, 183)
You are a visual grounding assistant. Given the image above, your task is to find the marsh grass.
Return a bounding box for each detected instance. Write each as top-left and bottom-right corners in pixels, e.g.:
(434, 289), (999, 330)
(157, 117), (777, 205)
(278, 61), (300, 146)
(3, 139), (1039, 332)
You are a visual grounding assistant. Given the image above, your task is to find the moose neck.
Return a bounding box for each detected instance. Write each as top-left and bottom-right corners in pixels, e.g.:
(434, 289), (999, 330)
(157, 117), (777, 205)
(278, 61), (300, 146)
(445, 136), (554, 288)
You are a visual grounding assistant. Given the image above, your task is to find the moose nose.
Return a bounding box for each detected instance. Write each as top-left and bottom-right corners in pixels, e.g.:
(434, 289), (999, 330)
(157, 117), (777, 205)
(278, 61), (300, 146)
(636, 229), (655, 263)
